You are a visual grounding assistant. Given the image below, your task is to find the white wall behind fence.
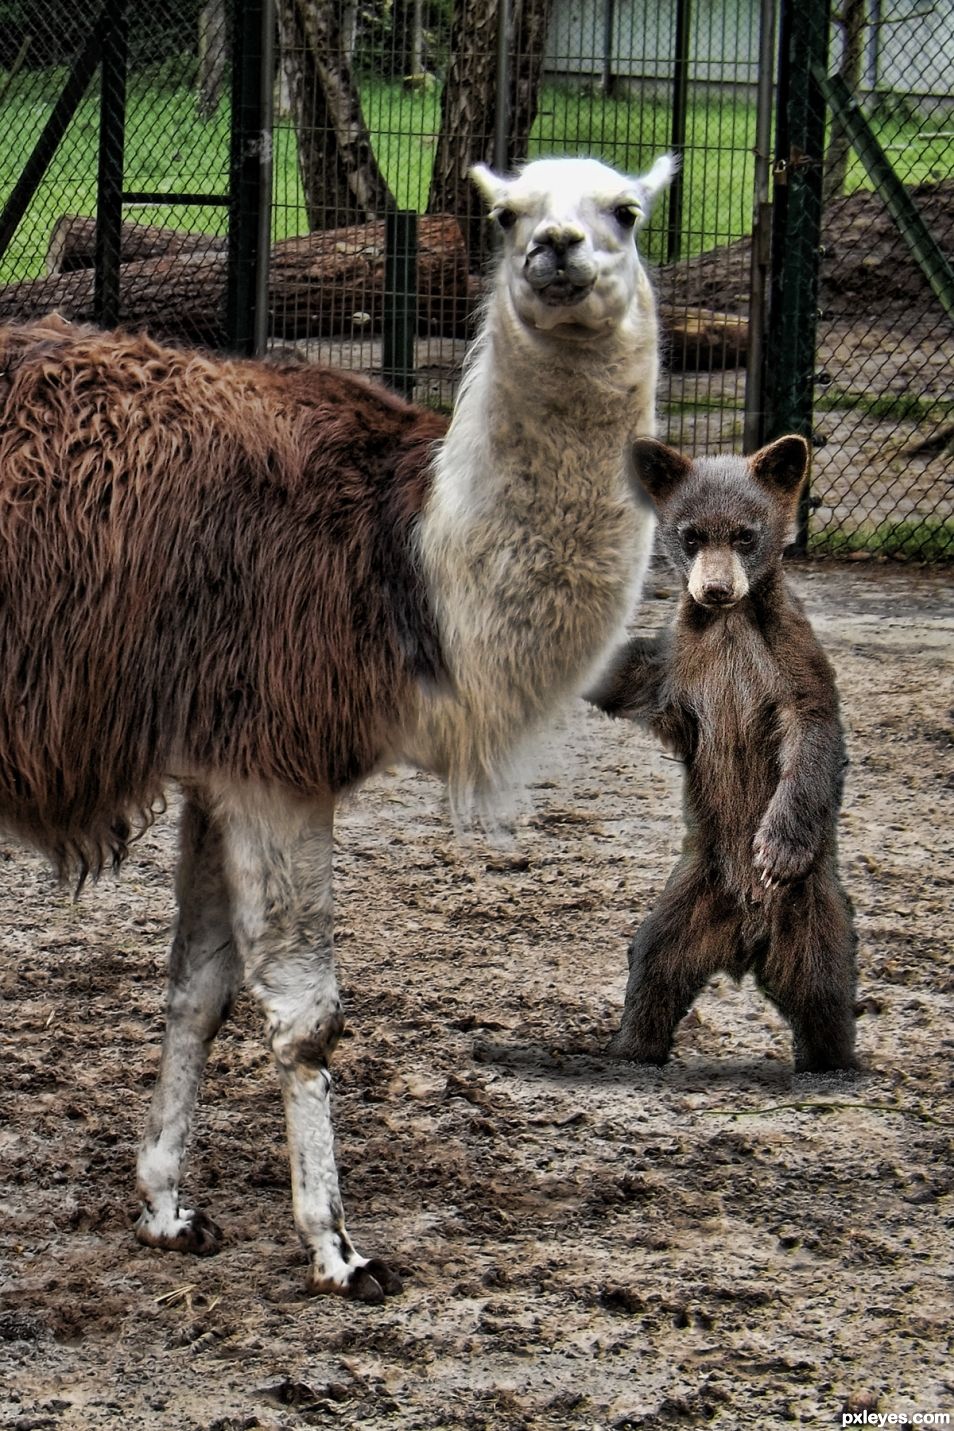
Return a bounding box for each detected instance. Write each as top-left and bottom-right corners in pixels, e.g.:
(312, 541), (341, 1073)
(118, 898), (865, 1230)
(544, 0), (953, 100)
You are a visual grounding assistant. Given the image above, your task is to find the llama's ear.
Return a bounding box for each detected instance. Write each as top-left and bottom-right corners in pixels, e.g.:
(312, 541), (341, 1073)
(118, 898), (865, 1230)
(628, 438), (693, 507)
(749, 435), (810, 498)
(633, 153), (679, 217)
(470, 163), (508, 213)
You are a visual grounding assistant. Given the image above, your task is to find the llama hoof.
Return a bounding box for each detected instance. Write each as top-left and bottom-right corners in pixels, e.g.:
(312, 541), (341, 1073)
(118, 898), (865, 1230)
(308, 1257), (403, 1303)
(349, 1258), (404, 1302)
(135, 1206), (223, 1256)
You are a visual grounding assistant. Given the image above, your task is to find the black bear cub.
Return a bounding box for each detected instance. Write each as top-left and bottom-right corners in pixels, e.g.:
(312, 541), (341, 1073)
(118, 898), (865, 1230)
(590, 435), (858, 1072)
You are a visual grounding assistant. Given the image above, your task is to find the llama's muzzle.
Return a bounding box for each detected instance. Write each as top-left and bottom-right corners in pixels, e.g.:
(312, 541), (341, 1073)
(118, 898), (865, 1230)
(524, 243), (597, 304)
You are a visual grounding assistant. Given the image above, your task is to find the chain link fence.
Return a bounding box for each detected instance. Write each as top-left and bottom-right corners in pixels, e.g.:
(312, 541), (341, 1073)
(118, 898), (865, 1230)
(809, 1), (954, 560)
(0, 1), (233, 341)
(0, 0), (950, 557)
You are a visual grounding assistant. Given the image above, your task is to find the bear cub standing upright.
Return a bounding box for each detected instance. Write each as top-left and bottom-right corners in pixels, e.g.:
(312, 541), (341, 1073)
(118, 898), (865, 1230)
(590, 435), (859, 1072)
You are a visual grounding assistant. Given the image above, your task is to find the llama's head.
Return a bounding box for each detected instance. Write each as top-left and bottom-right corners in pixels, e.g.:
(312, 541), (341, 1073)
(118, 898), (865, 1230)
(470, 154), (676, 342)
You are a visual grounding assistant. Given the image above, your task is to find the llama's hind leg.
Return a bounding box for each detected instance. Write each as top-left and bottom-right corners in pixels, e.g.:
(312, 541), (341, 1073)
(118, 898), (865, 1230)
(220, 785), (401, 1303)
(756, 871), (859, 1073)
(609, 860), (741, 1064)
(136, 793), (241, 1254)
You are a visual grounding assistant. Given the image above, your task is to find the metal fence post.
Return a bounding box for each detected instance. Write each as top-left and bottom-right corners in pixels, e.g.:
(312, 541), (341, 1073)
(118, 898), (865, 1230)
(94, 0), (128, 329)
(494, 0), (512, 172)
(601, 0), (616, 98)
(383, 210), (418, 400)
(742, 0), (777, 453)
(666, 0), (691, 264)
(227, 0), (273, 356)
(764, 0), (831, 552)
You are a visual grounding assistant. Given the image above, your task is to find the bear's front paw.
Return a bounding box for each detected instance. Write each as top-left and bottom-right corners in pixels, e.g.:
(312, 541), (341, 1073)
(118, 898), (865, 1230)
(753, 820), (815, 889)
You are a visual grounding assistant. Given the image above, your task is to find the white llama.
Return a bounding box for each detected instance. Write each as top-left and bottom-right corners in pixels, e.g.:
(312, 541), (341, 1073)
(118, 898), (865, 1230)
(0, 154), (674, 1305)
(405, 154), (676, 815)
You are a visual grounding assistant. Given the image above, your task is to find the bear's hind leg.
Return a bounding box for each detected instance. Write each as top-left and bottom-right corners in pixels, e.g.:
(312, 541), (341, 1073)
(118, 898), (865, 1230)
(757, 871), (859, 1073)
(609, 860), (742, 1065)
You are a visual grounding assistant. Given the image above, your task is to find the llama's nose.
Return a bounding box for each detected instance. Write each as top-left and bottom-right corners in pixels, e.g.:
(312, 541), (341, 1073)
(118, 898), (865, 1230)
(532, 221), (586, 256)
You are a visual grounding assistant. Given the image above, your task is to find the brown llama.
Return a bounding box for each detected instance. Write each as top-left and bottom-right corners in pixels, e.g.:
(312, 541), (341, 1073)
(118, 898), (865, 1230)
(0, 153), (674, 1303)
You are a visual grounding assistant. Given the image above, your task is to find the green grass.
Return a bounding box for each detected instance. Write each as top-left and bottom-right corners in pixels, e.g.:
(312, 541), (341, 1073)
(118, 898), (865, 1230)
(0, 66), (233, 283)
(815, 385), (954, 424)
(1, 63), (951, 285)
(845, 106), (954, 192)
(0, 60), (313, 282)
(0, 70), (784, 282)
(810, 516), (954, 561)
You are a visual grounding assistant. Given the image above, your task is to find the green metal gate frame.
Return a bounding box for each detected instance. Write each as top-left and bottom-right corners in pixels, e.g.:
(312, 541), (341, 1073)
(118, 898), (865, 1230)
(761, 0), (953, 554)
(0, 0), (273, 354)
(762, 0), (832, 552)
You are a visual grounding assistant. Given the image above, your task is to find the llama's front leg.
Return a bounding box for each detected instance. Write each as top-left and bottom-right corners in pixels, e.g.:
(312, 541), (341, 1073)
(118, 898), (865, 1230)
(221, 788), (402, 1303)
(136, 794), (241, 1254)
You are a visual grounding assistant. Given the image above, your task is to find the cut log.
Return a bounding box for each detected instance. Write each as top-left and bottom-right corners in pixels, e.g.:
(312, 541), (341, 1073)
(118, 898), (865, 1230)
(46, 214), (226, 274)
(660, 304), (749, 371)
(0, 255), (227, 347)
(6, 215), (472, 346)
(27, 217), (746, 366)
(267, 217), (472, 340)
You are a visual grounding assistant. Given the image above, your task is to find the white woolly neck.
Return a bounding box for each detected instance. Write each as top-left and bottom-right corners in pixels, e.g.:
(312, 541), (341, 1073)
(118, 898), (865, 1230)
(429, 277), (657, 523)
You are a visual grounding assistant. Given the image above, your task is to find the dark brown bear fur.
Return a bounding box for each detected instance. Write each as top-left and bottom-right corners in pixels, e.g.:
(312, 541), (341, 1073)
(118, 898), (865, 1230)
(589, 435), (859, 1072)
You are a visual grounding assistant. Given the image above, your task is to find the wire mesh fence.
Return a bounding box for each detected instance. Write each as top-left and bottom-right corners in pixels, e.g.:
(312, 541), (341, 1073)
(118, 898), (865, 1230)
(807, 1), (954, 560)
(0, 0), (950, 557)
(0, 2), (233, 343)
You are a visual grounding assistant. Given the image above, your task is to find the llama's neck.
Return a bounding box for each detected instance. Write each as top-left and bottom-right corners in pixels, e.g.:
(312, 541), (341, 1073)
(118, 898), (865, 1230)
(439, 282), (659, 507)
(406, 284), (659, 815)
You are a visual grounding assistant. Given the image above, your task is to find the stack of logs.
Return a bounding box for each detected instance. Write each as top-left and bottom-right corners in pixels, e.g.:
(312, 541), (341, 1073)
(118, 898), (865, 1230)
(0, 213), (748, 371)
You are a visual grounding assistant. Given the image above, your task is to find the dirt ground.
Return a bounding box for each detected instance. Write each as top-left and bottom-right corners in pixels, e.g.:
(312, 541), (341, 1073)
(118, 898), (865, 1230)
(0, 561), (951, 1431)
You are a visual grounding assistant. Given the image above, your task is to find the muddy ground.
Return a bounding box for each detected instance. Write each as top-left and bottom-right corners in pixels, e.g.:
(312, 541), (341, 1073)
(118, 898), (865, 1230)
(0, 561), (952, 1431)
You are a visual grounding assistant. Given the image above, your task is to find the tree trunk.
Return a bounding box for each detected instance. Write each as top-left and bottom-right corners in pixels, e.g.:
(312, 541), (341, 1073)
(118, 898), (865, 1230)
(391, 0), (427, 81)
(824, 0), (867, 203)
(8, 214), (472, 346)
(510, 0), (554, 163)
(276, 2), (295, 117)
(275, 0), (395, 231)
(410, 0), (425, 75)
(426, 0), (499, 264)
(427, 0), (553, 266)
(197, 0), (228, 121)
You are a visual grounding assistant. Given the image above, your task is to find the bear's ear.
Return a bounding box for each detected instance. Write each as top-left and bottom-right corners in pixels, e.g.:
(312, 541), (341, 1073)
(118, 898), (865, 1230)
(749, 435), (810, 497)
(628, 438), (693, 507)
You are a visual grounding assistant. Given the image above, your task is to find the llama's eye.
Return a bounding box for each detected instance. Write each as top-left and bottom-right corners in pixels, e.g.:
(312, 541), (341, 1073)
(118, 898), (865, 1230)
(734, 528), (755, 548)
(614, 204), (640, 229)
(495, 206), (517, 231)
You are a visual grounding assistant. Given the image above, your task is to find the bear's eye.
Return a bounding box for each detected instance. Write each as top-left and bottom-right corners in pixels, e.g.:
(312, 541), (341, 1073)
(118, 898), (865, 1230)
(614, 204), (640, 229)
(495, 206), (517, 231)
(683, 528), (702, 552)
(734, 528), (755, 548)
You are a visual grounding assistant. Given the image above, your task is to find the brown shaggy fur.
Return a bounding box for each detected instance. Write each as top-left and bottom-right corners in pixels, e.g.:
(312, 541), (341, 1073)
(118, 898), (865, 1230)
(589, 437), (858, 1073)
(0, 316), (446, 879)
